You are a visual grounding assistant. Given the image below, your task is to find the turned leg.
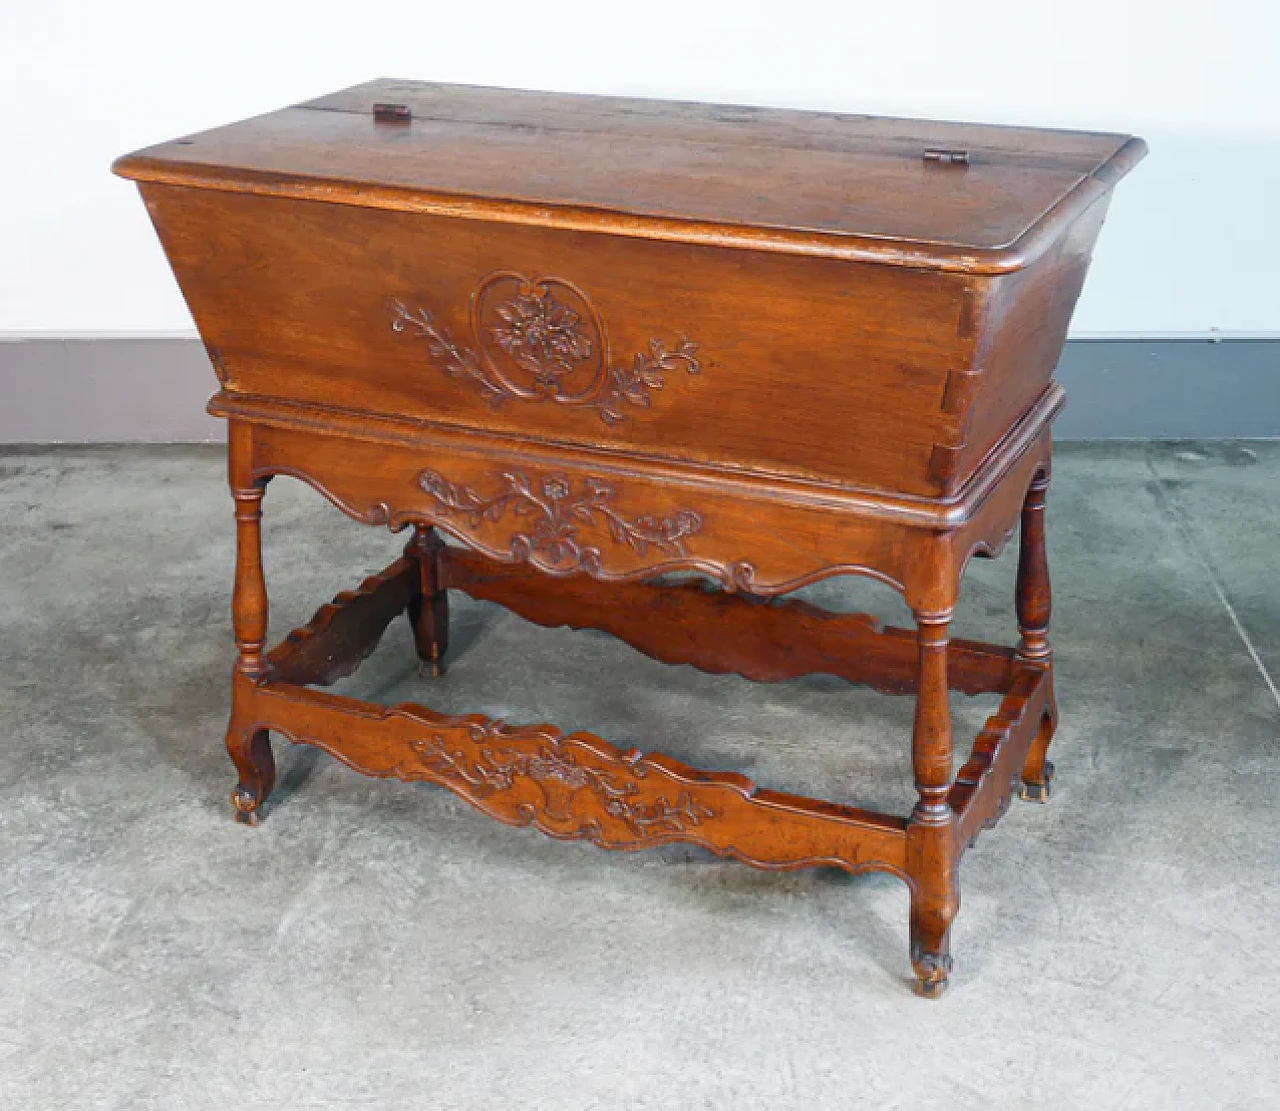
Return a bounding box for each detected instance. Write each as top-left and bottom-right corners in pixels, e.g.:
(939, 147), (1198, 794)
(224, 423), (275, 825)
(406, 525), (449, 677)
(906, 610), (960, 999)
(1016, 470), (1058, 802)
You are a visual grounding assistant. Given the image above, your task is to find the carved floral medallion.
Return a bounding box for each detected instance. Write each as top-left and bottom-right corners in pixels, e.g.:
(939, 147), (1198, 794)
(391, 271), (700, 425)
(490, 285), (594, 392)
(418, 468), (703, 572)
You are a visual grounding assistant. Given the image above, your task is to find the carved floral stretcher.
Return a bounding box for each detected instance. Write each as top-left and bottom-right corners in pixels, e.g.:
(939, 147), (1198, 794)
(114, 79), (1144, 997)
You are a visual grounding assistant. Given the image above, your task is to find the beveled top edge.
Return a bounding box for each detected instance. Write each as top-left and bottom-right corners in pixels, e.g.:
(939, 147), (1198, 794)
(110, 148), (1142, 274)
(112, 79), (1147, 274)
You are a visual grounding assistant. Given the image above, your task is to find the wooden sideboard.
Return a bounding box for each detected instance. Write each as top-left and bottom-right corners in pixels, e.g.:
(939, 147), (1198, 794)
(115, 79), (1144, 997)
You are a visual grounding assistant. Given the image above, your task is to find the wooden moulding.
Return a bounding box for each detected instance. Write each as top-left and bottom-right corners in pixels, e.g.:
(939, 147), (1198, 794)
(950, 665), (1054, 854)
(219, 392), (1056, 619)
(256, 550), (1047, 877)
(240, 674), (910, 877)
(436, 548), (1016, 697)
(267, 556), (420, 686)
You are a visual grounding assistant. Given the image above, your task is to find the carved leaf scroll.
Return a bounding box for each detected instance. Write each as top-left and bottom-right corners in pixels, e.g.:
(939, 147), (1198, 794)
(391, 271), (701, 425)
(418, 468), (704, 573)
(247, 676), (909, 875)
(410, 730), (714, 840)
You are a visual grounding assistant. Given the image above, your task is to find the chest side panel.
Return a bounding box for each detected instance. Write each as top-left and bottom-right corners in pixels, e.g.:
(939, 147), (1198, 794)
(142, 184), (975, 496)
(932, 196), (1111, 492)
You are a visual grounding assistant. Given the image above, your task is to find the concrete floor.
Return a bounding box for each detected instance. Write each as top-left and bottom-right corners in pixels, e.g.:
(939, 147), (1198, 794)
(1, 442), (1277, 1108)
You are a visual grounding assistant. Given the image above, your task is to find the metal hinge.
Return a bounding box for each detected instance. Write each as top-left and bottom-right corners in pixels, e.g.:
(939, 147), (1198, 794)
(923, 148), (970, 165)
(373, 103), (412, 124)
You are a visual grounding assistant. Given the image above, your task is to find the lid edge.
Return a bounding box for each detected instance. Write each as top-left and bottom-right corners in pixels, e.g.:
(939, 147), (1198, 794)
(112, 134), (1146, 276)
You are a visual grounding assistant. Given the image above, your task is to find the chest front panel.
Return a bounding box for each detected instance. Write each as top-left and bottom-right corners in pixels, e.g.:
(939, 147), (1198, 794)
(143, 184), (977, 496)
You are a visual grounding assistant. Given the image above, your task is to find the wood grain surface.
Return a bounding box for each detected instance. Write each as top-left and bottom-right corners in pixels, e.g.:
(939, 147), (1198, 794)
(115, 79), (1144, 997)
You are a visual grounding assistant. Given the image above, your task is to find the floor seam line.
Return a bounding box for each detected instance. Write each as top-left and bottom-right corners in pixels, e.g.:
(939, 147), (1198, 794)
(1145, 457), (1280, 714)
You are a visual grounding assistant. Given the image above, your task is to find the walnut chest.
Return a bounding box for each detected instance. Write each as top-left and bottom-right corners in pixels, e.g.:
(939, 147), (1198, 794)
(115, 79), (1144, 996)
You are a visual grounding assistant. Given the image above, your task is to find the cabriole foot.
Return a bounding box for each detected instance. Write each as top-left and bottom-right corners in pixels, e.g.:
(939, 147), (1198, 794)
(231, 787), (264, 825)
(910, 942), (952, 999)
(226, 725), (275, 826)
(407, 526), (449, 678)
(1019, 702), (1057, 805)
(415, 654), (446, 679)
(908, 881), (956, 1002)
(1019, 759), (1055, 803)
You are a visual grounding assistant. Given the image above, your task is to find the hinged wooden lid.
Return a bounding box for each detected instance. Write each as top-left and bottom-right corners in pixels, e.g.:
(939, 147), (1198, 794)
(113, 78), (1145, 274)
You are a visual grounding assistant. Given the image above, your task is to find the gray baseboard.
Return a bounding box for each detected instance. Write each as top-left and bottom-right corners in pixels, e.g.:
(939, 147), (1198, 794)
(1053, 338), (1280, 440)
(1, 335), (1276, 443)
(0, 336), (223, 443)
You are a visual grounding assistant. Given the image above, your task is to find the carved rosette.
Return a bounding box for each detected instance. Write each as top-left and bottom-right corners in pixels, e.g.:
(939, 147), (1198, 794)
(391, 271), (700, 424)
(417, 467), (705, 575)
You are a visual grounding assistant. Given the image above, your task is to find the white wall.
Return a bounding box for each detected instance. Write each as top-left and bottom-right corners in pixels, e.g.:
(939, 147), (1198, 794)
(2, 0), (1277, 336)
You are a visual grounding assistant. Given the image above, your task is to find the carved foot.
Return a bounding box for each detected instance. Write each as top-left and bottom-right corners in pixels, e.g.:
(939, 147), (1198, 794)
(907, 843), (957, 1000)
(231, 786), (265, 826)
(1020, 703), (1058, 804)
(407, 527), (449, 678)
(407, 589), (448, 678)
(226, 725), (275, 826)
(908, 888), (955, 1000)
(1019, 759), (1055, 803)
(416, 655), (446, 679)
(910, 941), (952, 999)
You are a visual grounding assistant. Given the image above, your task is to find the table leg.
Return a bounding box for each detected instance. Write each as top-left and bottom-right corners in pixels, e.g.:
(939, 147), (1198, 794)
(907, 609), (959, 998)
(227, 721), (274, 827)
(225, 424), (275, 825)
(406, 525), (449, 677)
(1016, 470), (1057, 802)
